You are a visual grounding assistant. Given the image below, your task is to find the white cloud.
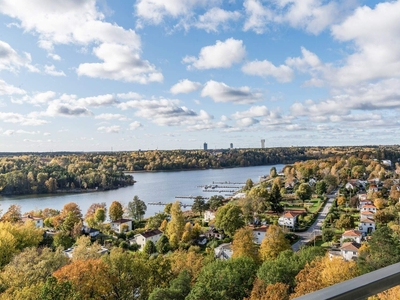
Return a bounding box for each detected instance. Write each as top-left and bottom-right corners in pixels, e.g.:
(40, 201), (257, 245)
(242, 59), (294, 83)
(243, 0), (272, 34)
(0, 112), (48, 126)
(0, 40), (36, 73)
(97, 125), (120, 133)
(183, 38), (246, 70)
(44, 64), (66, 76)
(48, 53), (61, 60)
(129, 121), (142, 130)
(44, 102), (93, 117)
(77, 94), (118, 107)
(170, 79), (202, 94)
(77, 43), (163, 84)
(231, 106), (270, 119)
(195, 7), (241, 32)
(95, 113), (128, 121)
(201, 80), (263, 104)
(236, 117), (259, 127)
(117, 92), (142, 100)
(0, 79), (26, 95)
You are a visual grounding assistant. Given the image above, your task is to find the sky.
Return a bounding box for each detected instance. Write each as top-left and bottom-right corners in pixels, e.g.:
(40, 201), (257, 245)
(0, 0), (399, 152)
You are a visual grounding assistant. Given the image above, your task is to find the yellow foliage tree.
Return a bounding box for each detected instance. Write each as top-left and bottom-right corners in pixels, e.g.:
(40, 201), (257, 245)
(166, 201), (185, 248)
(337, 196), (346, 206)
(374, 198), (386, 210)
(232, 227), (259, 262)
(159, 219), (168, 232)
(291, 255), (358, 298)
(169, 249), (206, 283)
(259, 225), (291, 261)
(247, 278), (289, 300)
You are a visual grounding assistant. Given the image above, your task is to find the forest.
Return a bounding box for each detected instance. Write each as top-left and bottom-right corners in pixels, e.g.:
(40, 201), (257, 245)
(1, 145), (400, 195)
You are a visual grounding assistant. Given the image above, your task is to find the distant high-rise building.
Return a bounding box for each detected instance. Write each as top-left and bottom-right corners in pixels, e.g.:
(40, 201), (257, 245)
(261, 139), (265, 149)
(230, 143), (233, 149)
(203, 142), (208, 150)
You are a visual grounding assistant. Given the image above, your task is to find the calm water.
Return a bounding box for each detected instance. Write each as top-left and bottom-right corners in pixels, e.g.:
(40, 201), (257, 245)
(0, 164), (284, 218)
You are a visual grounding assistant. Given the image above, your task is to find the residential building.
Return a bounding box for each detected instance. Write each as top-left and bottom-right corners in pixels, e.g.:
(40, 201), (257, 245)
(204, 210), (216, 222)
(340, 241), (361, 261)
(132, 229), (163, 251)
(82, 226), (100, 237)
(278, 211), (300, 229)
(360, 204), (377, 214)
(341, 230), (363, 244)
(205, 228), (225, 240)
(21, 215), (43, 228)
(252, 226), (268, 244)
(214, 243), (233, 260)
(358, 217), (376, 235)
(110, 218), (133, 233)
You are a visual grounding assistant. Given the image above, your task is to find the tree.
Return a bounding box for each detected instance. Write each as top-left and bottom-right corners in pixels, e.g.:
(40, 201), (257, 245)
(53, 231), (74, 249)
(94, 207), (106, 223)
(269, 182), (283, 213)
(156, 235), (170, 254)
(84, 202), (107, 220)
(40, 277), (82, 300)
(164, 203), (172, 214)
(214, 203), (244, 237)
(127, 195), (147, 221)
(72, 236), (103, 261)
(207, 195), (224, 211)
(247, 279), (289, 300)
(147, 212), (169, 230)
(109, 200), (124, 221)
(166, 201), (185, 248)
(244, 178), (254, 191)
(324, 174), (338, 187)
(186, 257), (256, 300)
(143, 240), (157, 255)
(296, 183), (312, 202)
(169, 249), (207, 283)
(335, 214), (355, 230)
(259, 225), (291, 261)
(232, 227), (259, 262)
(315, 181), (327, 195)
(374, 198), (386, 210)
(192, 196), (207, 216)
(322, 228), (335, 242)
(0, 204), (22, 222)
(149, 270), (191, 300)
(270, 167), (278, 178)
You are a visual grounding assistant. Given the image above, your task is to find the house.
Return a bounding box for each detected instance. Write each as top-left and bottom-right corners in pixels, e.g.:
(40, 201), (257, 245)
(340, 241), (361, 261)
(360, 204), (377, 214)
(358, 217), (376, 235)
(214, 243), (233, 260)
(110, 218), (132, 233)
(368, 184), (379, 193)
(360, 211), (375, 219)
(21, 215), (43, 228)
(382, 160), (392, 167)
(82, 226), (100, 237)
(205, 228), (225, 240)
(132, 229), (163, 251)
(63, 246), (109, 258)
(278, 211), (300, 229)
(204, 210), (216, 222)
(252, 226), (268, 244)
(341, 230), (363, 244)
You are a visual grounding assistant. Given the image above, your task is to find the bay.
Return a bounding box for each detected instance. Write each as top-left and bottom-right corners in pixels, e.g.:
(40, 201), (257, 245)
(0, 164), (284, 218)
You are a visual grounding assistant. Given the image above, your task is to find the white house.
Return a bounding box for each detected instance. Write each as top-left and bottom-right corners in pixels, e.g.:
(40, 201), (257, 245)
(340, 241), (361, 261)
(252, 226), (268, 244)
(110, 219), (132, 233)
(278, 211), (300, 229)
(214, 243), (233, 260)
(341, 229), (363, 244)
(132, 229), (163, 251)
(82, 226), (100, 237)
(21, 215), (43, 228)
(204, 210), (216, 222)
(360, 204), (377, 214)
(382, 160), (392, 167)
(359, 217), (376, 235)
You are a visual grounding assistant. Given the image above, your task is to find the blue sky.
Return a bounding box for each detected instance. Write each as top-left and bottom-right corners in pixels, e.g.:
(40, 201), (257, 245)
(0, 0), (399, 151)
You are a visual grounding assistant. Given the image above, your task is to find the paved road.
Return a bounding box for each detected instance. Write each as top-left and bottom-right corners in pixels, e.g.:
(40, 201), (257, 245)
(291, 192), (336, 251)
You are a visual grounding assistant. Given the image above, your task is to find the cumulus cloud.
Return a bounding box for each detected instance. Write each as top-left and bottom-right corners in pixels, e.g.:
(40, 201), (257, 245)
(77, 94), (118, 107)
(0, 79), (26, 95)
(45, 102), (93, 117)
(201, 80), (263, 104)
(44, 64), (66, 76)
(0, 40), (37, 73)
(195, 7), (241, 32)
(97, 125), (120, 133)
(77, 43), (163, 84)
(117, 92), (142, 100)
(95, 113), (128, 121)
(231, 106), (270, 119)
(129, 121), (142, 130)
(183, 38), (246, 70)
(170, 79), (202, 94)
(242, 60), (294, 83)
(0, 112), (48, 126)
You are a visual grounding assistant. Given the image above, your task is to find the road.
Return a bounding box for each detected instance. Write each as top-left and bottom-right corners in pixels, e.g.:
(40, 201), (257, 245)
(291, 192), (336, 251)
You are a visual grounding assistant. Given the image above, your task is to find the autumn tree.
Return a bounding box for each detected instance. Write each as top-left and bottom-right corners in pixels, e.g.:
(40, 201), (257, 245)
(244, 178), (254, 191)
(315, 181), (327, 195)
(214, 203), (245, 237)
(127, 195), (147, 221)
(40, 276), (82, 300)
(109, 200), (124, 221)
(259, 225), (291, 261)
(169, 249), (207, 283)
(166, 201), (185, 248)
(247, 279), (289, 300)
(270, 167), (278, 178)
(335, 214), (355, 230)
(84, 202), (107, 220)
(0, 204), (22, 223)
(232, 227), (259, 262)
(72, 236), (103, 261)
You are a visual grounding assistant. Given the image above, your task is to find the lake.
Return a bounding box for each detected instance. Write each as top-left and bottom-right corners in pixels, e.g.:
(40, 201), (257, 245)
(0, 164), (284, 218)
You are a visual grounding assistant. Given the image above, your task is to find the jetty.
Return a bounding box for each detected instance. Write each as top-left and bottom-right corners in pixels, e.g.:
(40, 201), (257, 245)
(175, 196), (209, 200)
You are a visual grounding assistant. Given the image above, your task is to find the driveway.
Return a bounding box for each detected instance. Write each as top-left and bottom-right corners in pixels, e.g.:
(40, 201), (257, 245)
(291, 192), (336, 252)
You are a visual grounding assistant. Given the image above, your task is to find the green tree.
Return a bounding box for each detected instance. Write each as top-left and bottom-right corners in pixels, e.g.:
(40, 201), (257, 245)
(259, 225), (291, 261)
(94, 207), (106, 223)
(270, 167), (277, 178)
(244, 178), (254, 191)
(192, 196), (207, 216)
(40, 277), (82, 300)
(208, 195), (224, 211)
(322, 228), (335, 242)
(148, 270), (191, 300)
(127, 195), (147, 221)
(315, 181), (327, 195)
(156, 235), (170, 254)
(296, 183), (312, 202)
(214, 203), (244, 237)
(143, 240), (157, 255)
(335, 214), (355, 230)
(186, 257), (256, 300)
(147, 212), (169, 230)
(269, 182), (283, 213)
(109, 200), (124, 221)
(166, 201), (185, 248)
